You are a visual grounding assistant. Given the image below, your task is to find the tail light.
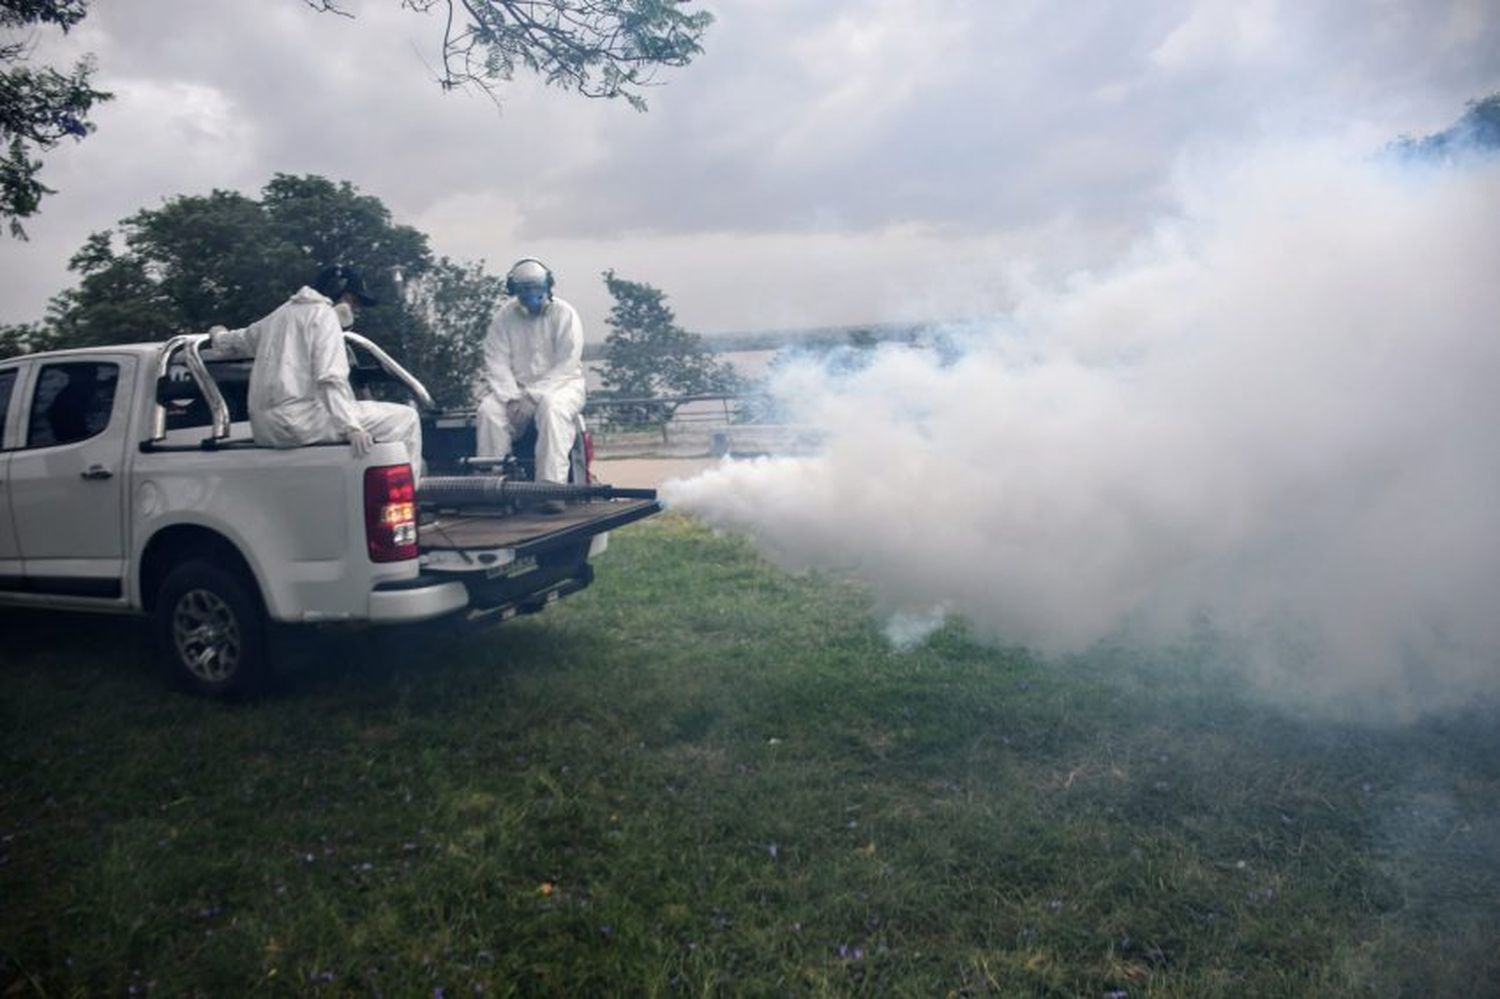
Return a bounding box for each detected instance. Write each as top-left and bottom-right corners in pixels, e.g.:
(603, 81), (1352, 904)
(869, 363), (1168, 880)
(582, 430), (596, 483)
(364, 464), (418, 562)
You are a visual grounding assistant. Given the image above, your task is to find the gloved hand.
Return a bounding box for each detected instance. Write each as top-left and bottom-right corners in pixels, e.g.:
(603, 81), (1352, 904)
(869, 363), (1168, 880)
(207, 325), (229, 351)
(506, 396), (536, 426)
(348, 428), (374, 458)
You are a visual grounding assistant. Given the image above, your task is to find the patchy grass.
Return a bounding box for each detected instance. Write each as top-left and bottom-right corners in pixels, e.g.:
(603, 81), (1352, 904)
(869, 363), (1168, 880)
(2, 513), (1498, 996)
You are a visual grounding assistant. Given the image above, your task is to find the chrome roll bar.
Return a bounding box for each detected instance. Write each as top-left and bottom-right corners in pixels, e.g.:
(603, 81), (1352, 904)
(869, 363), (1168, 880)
(150, 329), (433, 446)
(149, 333), (231, 443)
(344, 331), (436, 410)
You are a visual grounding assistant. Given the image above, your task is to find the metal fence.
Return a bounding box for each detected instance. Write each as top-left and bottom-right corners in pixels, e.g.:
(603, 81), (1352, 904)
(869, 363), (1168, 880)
(583, 393), (763, 427)
(583, 393), (809, 458)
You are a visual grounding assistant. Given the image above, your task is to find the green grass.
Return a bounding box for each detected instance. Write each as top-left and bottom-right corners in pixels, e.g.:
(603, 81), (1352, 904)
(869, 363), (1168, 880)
(2, 513), (1498, 996)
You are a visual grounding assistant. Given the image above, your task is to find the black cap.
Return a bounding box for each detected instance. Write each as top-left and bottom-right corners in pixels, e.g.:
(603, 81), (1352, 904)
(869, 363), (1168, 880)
(313, 264), (377, 306)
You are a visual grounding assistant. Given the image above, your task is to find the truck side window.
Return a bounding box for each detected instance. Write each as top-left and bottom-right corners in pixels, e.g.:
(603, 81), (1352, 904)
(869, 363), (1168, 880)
(26, 362), (120, 448)
(0, 369), (15, 447)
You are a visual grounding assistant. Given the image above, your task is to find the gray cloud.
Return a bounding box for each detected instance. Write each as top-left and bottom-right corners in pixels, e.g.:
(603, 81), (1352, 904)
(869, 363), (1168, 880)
(521, 0), (1500, 237)
(1, 0), (1496, 334)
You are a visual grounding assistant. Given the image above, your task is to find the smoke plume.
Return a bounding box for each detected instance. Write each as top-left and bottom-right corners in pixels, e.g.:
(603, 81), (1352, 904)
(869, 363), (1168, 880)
(662, 140), (1500, 719)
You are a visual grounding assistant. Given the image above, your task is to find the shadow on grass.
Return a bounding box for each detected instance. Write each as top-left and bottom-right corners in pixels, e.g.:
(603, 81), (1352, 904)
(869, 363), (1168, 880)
(271, 609), (602, 705)
(0, 607), (155, 688)
(0, 601), (590, 706)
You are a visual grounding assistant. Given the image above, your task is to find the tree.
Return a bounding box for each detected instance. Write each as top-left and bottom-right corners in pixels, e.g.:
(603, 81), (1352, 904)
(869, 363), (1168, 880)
(1, 0), (111, 237)
(0, 318), (48, 359)
(34, 174), (495, 407)
(45, 176), (429, 346)
(395, 257), (504, 407)
(598, 269), (738, 423)
(307, 0), (713, 110)
(44, 230), (179, 348)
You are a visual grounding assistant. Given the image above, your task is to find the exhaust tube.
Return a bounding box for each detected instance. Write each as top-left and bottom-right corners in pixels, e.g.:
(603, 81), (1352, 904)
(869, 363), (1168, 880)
(418, 475), (657, 506)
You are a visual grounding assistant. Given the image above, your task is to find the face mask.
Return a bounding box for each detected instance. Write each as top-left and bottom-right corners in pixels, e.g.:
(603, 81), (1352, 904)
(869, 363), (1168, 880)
(518, 288), (548, 314)
(334, 301), (356, 328)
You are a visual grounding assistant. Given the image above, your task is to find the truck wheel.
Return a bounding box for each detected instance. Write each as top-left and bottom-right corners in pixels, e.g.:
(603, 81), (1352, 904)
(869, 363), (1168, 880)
(153, 559), (268, 699)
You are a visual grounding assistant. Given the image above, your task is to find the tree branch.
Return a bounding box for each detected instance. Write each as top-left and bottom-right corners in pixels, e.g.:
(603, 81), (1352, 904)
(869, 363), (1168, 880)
(300, 0), (353, 15)
(322, 0), (712, 109)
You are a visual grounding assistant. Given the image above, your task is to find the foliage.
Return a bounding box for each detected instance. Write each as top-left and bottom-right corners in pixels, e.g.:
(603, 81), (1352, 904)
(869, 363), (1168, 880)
(41, 237), (176, 349)
(0, 318), (48, 358)
(0, 0), (111, 237)
(307, 0), (713, 111)
(31, 174), (494, 407)
(597, 269), (739, 423)
(3, 514), (1500, 995)
(394, 256), (505, 407)
(1391, 91), (1500, 159)
(43, 175), (428, 342)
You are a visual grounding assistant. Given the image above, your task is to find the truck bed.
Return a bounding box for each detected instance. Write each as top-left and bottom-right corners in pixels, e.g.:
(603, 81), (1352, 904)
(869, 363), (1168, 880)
(419, 498), (662, 553)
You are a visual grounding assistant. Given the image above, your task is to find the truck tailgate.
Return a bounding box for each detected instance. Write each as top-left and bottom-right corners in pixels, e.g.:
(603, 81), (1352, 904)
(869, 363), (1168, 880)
(418, 498), (661, 555)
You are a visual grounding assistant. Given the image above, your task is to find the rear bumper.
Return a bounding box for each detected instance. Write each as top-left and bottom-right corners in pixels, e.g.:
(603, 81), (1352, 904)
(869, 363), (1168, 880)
(463, 564), (594, 626)
(367, 545), (595, 625)
(368, 577), (469, 623)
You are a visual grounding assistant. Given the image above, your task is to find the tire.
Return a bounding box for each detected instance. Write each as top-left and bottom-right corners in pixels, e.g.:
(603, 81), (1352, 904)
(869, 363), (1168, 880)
(152, 559), (268, 699)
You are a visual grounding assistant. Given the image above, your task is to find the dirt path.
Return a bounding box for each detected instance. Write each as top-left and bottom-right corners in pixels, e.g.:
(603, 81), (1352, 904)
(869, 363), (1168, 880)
(591, 457), (724, 489)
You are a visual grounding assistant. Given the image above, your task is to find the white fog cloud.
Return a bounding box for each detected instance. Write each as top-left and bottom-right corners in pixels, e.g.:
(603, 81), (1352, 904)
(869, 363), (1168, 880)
(665, 142), (1500, 719)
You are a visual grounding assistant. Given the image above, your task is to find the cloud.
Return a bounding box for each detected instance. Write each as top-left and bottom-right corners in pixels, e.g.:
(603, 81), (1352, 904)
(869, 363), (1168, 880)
(1, 0), (1496, 335)
(1150, 0), (1281, 72)
(425, 213), (1135, 337)
(764, 0), (970, 170)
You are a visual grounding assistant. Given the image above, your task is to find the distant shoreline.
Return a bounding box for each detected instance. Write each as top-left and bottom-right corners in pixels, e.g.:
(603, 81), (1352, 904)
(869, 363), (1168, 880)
(580, 320), (936, 361)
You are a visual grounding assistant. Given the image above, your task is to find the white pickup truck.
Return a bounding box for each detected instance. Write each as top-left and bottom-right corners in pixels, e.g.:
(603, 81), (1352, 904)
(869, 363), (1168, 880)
(0, 334), (659, 697)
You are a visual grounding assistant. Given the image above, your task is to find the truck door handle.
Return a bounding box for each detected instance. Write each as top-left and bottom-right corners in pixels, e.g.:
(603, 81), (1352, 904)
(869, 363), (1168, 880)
(81, 464), (113, 481)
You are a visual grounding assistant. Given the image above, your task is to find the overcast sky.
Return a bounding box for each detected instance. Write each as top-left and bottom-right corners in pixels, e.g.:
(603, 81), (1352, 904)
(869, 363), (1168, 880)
(1, 0), (1496, 339)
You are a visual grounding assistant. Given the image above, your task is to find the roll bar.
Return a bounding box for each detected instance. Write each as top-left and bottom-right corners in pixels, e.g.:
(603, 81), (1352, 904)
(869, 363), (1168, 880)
(149, 329), (434, 446)
(344, 331), (436, 411)
(151, 333), (231, 444)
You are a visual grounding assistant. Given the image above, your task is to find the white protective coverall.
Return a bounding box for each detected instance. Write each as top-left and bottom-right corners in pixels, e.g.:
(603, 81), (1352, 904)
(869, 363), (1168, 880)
(475, 296), (586, 484)
(212, 287), (423, 480)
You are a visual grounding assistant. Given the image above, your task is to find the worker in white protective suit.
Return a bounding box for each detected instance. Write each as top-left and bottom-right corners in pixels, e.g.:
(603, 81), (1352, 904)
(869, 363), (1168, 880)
(475, 258), (586, 511)
(210, 265), (423, 481)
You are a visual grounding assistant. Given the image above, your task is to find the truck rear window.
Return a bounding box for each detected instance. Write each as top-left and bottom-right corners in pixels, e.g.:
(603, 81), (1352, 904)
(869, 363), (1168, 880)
(160, 359), (252, 431)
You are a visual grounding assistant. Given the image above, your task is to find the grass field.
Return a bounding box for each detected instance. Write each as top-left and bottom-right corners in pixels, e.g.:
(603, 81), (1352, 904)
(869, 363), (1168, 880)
(3, 514), (1498, 996)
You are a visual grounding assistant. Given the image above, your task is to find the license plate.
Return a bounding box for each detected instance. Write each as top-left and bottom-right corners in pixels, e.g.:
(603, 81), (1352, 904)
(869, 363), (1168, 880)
(486, 555), (538, 580)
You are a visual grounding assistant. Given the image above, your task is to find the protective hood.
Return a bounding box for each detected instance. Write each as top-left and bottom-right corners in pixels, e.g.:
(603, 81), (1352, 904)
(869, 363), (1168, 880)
(290, 286), (331, 306)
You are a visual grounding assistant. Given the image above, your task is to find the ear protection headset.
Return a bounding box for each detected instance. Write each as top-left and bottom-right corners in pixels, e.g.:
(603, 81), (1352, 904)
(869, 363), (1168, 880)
(312, 263), (377, 305)
(505, 258), (555, 298)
